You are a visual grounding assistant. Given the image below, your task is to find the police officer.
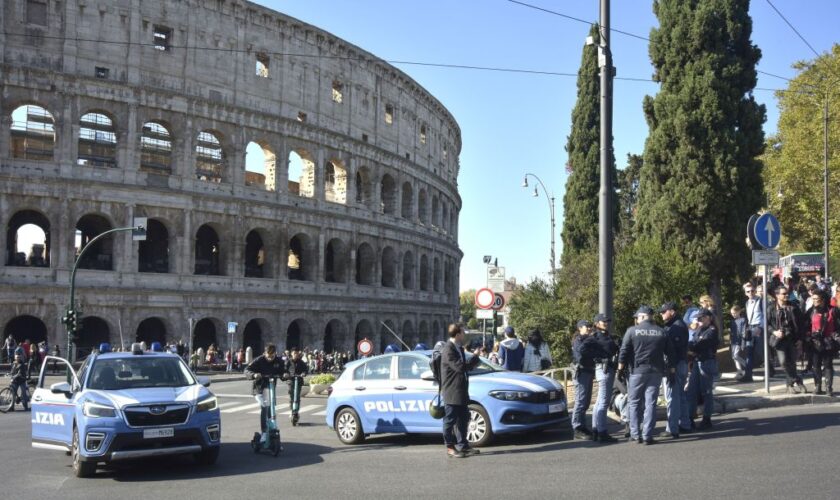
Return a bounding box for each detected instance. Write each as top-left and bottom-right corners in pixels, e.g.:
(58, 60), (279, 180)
(571, 319), (597, 440)
(686, 309), (719, 430)
(618, 306), (675, 445)
(591, 314), (619, 443)
(659, 302), (691, 438)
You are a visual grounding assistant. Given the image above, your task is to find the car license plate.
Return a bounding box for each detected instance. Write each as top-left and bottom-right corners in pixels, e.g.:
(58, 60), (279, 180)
(548, 403), (564, 414)
(143, 428), (174, 439)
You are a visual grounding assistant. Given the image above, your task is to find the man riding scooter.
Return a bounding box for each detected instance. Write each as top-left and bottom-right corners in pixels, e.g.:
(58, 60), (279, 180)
(245, 344), (287, 450)
(285, 349), (309, 425)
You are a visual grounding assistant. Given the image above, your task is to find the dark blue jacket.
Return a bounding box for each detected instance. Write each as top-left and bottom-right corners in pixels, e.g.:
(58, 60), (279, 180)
(664, 317), (689, 364)
(729, 316), (746, 346)
(689, 325), (719, 361)
(618, 320), (674, 374)
(592, 329), (619, 366)
(498, 338), (524, 371)
(572, 334), (609, 371)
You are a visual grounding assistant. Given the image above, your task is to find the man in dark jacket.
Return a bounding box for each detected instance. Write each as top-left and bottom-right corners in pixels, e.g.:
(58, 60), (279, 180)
(8, 353), (29, 411)
(285, 349), (309, 415)
(767, 286), (807, 394)
(660, 302), (691, 438)
(440, 323), (480, 458)
(245, 344), (287, 435)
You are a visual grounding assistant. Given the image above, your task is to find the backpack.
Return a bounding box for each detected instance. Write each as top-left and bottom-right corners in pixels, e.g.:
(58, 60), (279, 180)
(430, 344), (444, 384)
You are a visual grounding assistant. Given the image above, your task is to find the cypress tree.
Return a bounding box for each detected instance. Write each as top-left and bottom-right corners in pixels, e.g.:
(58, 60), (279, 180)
(636, 0), (766, 304)
(560, 24), (618, 266)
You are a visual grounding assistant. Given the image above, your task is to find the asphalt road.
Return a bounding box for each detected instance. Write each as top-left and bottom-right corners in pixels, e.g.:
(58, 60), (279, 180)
(4, 379), (839, 499)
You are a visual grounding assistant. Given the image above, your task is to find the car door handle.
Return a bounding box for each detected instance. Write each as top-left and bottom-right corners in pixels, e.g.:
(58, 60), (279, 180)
(393, 386), (407, 391)
(354, 386), (366, 391)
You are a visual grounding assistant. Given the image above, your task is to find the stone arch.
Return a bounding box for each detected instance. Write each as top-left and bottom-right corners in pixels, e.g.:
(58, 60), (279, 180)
(380, 319), (397, 354)
(444, 260), (453, 297)
(288, 232), (315, 281)
(75, 213), (114, 271)
(78, 111), (117, 168)
(243, 319), (265, 353)
(450, 208), (457, 236)
(6, 209), (51, 267)
(355, 242), (375, 285)
(380, 246), (397, 288)
(136, 317), (167, 346)
(195, 224), (222, 275)
(76, 316), (111, 358)
(419, 254), (430, 291)
(419, 320), (430, 346)
(286, 318), (313, 351)
(138, 218), (169, 273)
(196, 130), (226, 183)
(418, 189), (429, 224)
(402, 320), (416, 347)
(354, 319), (374, 353)
(324, 319), (347, 354)
(441, 203), (449, 233)
(401, 182), (413, 218)
(433, 256), (441, 292)
(325, 159), (347, 204)
(4, 315), (47, 345)
(402, 250), (415, 289)
(244, 229), (266, 278)
(432, 195), (441, 228)
(288, 149), (315, 198)
(355, 166), (372, 206)
(193, 318), (217, 352)
(10, 104), (55, 161)
(245, 140), (276, 191)
(139, 121), (173, 173)
(325, 237), (348, 283)
(379, 174), (397, 215)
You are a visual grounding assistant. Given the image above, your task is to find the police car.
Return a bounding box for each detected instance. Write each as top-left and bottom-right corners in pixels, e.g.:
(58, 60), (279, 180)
(31, 344), (221, 477)
(326, 351), (569, 446)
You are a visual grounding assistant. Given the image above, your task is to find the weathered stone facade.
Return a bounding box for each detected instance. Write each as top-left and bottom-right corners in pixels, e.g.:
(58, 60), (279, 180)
(0, 0), (462, 356)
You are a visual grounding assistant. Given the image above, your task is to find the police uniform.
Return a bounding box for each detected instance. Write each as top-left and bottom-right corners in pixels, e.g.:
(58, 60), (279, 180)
(591, 314), (619, 442)
(618, 306), (675, 444)
(571, 320), (601, 437)
(686, 310), (719, 429)
(660, 303), (691, 437)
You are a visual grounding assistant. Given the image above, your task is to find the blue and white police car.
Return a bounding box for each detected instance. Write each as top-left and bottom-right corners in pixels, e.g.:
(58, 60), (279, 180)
(31, 344), (221, 477)
(326, 351), (569, 446)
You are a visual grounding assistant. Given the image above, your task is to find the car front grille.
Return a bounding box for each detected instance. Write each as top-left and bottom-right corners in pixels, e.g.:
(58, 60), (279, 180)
(124, 404), (190, 427)
(524, 390), (565, 404)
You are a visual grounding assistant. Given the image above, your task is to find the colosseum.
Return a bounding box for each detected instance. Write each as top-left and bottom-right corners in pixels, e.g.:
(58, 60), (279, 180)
(0, 0), (462, 359)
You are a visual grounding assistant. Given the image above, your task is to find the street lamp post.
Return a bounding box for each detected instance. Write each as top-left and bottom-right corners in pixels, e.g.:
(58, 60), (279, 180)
(521, 173), (556, 280)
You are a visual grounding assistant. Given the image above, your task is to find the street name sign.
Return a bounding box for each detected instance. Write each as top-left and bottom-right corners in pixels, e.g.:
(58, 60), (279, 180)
(752, 249), (780, 267)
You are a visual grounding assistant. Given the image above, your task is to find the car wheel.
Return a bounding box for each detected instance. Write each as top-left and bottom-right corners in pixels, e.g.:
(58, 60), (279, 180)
(466, 404), (494, 447)
(194, 446), (220, 465)
(72, 427), (96, 478)
(335, 407), (365, 445)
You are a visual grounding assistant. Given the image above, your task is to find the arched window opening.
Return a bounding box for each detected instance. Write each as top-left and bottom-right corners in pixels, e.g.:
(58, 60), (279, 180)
(380, 174), (396, 215)
(381, 246), (397, 288)
(286, 319), (311, 351)
(325, 160), (347, 204)
(432, 196), (441, 228)
(243, 320), (263, 354)
(75, 214), (114, 271)
(288, 234), (312, 281)
(76, 317), (110, 359)
(419, 255), (430, 291)
(245, 230), (265, 278)
(433, 257), (442, 292)
(138, 219), (169, 273)
(6, 210), (50, 267)
(354, 320), (373, 354)
(444, 261), (453, 297)
(402, 321), (416, 348)
(4, 315), (47, 345)
(402, 251), (415, 289)
(355, 167), (372, 205)
(196, 130), (225, 183)
(245, 141), (276, 191)
(288, 150), (315, 198)
(401, 182), (413, 219)
(140, 121), (172, 173)
(325, 238), (347, 283)
(355, 243), (375, 285)
(10, 105), (55, 161)
(193, 319), (217, 352)
(78, 112), (117, 168)
(194, 224), (221, 275)
(324, 319), (347, 354)
(419, 320), (430, 346)
(418, 189), (429, 224)
(442, 204), (449, 233)
(380, 320), (397, 354)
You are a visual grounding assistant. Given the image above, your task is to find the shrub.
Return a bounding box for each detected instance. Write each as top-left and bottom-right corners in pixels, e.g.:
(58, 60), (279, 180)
(309, 374), (336, 385)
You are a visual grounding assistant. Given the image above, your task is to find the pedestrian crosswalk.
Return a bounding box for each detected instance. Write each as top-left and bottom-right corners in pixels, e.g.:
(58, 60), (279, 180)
(217, 396), (327, 417)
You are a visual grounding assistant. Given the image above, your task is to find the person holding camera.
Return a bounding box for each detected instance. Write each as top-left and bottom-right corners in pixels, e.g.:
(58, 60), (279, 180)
(768, 285), (808, 394)
(522, 329), (552, 372)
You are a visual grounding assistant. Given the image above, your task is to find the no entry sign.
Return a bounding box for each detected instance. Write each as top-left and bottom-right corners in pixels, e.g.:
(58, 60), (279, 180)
(475, 288), (495, 309)
(357, 338), (374, 356)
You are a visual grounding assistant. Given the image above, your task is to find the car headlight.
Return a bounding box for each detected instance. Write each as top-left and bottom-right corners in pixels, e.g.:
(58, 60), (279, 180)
(196, 396), (218, 412)
(489, 390), (532, 401)
(83, 401), (117, 418)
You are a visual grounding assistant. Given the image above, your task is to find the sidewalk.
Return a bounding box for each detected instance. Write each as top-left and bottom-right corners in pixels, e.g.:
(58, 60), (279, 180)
(711, 367), (839, 414)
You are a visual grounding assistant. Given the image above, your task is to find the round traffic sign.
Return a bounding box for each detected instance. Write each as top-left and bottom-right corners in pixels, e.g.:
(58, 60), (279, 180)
(492, 293), (505, 311)
(475, 288), (495, 309)
(753, 213), (781, 249)
(357, 338), (374, 356)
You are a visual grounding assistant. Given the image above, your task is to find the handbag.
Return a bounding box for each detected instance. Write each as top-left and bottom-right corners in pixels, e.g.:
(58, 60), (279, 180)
(429, 382), (444, 419)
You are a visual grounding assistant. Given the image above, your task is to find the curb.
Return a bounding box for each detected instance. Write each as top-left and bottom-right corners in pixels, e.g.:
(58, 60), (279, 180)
(717, 393), (839, 414)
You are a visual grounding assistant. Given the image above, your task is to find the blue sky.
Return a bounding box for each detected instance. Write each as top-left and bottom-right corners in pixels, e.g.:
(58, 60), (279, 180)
(264, 0), (838, 292)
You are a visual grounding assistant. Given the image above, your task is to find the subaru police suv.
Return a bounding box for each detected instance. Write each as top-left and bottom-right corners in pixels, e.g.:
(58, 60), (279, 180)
(31, 344), (221, 477)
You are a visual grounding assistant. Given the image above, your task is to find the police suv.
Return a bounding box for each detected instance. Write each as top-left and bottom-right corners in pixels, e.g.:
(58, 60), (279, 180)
(326, 351), (569, 446)
(31, 344), (221, 477)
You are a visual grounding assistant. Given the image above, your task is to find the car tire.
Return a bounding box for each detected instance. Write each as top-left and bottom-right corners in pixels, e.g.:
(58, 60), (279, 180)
(335, 407), (365, 445)
(194, 446), (220, 465)
(72, 427), (96, 478)
(466, 404), (494, 447)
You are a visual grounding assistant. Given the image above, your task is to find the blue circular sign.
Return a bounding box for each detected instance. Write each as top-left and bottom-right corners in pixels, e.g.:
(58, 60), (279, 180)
(753, 213), (781, 249)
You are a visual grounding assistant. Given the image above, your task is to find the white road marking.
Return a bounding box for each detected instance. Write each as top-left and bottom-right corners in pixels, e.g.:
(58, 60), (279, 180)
(217, 401), (242, 409)
(214, 393), (254, 399)
(248, 403), (290, 415)
(279, 404), (320, 415)
(312, 410), (327, 416)
(222, 402), (262, 413)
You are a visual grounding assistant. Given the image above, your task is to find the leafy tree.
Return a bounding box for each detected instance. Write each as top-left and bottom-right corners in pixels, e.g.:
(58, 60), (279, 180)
(763, 45), (840, 276)
(508, 278), (573, 365)
(459, 289), (477, 325)
(636, 0), (766, 312)
(616, 154), (643, 248)
(560, 24), (618, 265)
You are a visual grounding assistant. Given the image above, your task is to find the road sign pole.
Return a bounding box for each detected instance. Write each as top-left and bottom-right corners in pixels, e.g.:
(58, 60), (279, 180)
(763, 267), (770, 394)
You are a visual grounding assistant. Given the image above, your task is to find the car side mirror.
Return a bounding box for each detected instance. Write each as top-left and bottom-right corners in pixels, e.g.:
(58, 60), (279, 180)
(420, 370), (436, 381)
(50, 382), (73, 398)
(196, 376), (211, 388)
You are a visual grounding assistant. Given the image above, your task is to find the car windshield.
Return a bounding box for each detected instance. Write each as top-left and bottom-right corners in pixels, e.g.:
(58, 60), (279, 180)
(465, 354), (504, 375)
(87, 357), (196, 390)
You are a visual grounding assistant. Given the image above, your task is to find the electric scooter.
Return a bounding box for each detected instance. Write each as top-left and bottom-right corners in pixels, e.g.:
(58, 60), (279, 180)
(251, 376), (282, 457)
(289, 375), (303, 426)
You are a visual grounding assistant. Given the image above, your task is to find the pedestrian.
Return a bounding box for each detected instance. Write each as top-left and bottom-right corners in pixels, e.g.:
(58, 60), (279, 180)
(681, 295), (701, 334)
(659, 302), (691, 438)
(617, 306), (675, 445)
(488, 342), (501, 366)
(571, 319), (597, 440)
(591, 314), (619, 443)
(768, 285), (808, 394)
(497, 326), (524, 371)
(4, 335), (15, 364)
(686, 309), (719, 430)
(729, 305), (748, 380)
(7, 354), (30, 411)
(439, 323), (480, 458)
(742, 281), (765, 381)
(805, 291), (839, 395)
(522, 329), (552, 372)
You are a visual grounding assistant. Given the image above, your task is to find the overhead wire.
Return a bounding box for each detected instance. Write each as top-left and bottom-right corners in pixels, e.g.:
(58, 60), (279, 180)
(764, 0), (820, 57)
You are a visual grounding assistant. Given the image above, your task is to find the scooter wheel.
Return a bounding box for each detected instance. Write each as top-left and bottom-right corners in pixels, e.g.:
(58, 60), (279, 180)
(291, 413), (299, 427)
(251, 432), (261, 453)
(270, 436), (281, 457)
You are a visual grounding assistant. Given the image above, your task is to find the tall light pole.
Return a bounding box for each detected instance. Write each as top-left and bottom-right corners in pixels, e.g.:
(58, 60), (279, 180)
(824, 98), (830, 280)
(598, 0), (615, 324)
(521, 173), (556, 280)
